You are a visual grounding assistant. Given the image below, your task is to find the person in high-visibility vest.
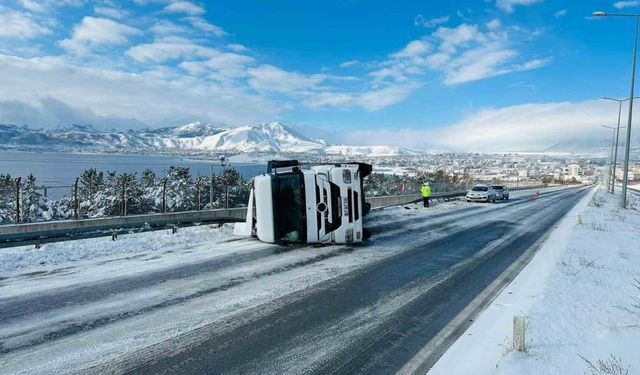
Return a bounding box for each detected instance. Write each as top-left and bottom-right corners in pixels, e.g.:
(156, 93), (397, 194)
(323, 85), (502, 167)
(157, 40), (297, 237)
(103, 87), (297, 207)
(420, 183), (432, 207)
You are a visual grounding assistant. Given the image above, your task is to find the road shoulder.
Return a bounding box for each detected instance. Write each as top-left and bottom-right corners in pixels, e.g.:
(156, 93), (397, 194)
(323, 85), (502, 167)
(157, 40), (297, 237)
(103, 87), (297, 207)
(428, 186), (640, 375)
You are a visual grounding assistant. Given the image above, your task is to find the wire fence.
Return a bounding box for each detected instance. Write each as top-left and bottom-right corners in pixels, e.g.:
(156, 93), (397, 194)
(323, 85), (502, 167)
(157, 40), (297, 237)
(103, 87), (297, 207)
(0, 167), (251, 225)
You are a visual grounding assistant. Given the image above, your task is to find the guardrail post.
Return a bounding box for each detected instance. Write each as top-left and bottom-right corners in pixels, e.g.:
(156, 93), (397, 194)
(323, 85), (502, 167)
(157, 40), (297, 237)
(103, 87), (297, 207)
(162, 179), (168, 213)
(225, 185), (229, 208)
(15, 177), (21, 224)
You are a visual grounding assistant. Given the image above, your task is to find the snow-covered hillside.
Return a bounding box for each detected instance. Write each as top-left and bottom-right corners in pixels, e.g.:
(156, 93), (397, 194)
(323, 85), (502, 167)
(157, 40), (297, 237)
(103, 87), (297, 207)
(0, 121), (415, 156)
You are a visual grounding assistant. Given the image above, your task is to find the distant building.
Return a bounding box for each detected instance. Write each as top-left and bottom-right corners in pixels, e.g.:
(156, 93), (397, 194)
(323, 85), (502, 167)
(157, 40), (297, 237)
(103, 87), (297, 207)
(615, 170), (636, 181)
(563, 163), (583, 182)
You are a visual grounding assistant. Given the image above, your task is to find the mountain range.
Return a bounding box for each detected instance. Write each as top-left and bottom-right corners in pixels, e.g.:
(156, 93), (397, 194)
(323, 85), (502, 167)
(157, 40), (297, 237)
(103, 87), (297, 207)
(0, 122), (421, 157)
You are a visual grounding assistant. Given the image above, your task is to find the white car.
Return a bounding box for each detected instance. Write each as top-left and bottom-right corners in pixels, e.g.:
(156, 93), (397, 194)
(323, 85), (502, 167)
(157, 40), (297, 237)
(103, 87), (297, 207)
(491, 185), (510, 200)
(466, 184), (497, 203)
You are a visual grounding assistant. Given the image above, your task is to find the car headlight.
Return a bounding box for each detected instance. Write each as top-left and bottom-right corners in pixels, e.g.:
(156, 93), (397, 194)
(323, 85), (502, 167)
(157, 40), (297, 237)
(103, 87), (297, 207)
(342, 169), (352, 183)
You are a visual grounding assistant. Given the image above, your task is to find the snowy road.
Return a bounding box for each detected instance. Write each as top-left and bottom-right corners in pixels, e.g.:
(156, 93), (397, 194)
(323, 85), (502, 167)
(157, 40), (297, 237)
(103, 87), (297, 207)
(0, 186), (591, 374)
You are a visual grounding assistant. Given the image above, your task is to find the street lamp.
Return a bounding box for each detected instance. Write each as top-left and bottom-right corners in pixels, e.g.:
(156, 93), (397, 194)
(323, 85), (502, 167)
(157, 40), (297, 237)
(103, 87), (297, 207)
(594, 10), (640, 208)
(602, 125), (627, 189)
(600, 96), (639, 193)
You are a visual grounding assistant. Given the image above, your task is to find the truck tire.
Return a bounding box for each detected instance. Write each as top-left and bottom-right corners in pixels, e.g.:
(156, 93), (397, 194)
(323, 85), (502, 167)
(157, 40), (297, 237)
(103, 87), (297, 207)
(363, 202), (372, 216)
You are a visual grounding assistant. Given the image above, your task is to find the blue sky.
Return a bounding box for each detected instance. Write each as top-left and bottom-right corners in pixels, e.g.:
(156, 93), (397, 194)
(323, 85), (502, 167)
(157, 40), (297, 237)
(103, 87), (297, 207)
(0, 0), (639, 151)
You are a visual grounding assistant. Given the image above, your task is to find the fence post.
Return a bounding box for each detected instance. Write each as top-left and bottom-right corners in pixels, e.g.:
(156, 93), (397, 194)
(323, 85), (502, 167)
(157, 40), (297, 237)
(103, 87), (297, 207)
(15, 177), (21, 224)
(43, 185), (47, 199)
(210, 166), (214, 208)
(225, 185), (229, 208)
(196, 180), (201, 211)
(73, 178), (79, 220)
(162, 179), (167, 213)
(121, 181), (127, 216)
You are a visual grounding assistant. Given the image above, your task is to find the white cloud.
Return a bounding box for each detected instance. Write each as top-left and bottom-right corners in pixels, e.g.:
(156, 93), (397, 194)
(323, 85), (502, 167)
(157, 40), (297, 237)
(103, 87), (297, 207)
(184, 16), (226, 36)
(178, 51), (254, 81)
(356, 84), (416, 112)
(342, 99), (631, 152)
(486, 19), (502, 31)
(434, 23), (485, 55)
(0, 53), (280, 128)
(614, 1), (640, 9)
(414, 15), (450, 28)
(247, 64), (328, 95)
(339, 60), (360, 68)
(435, 99), (625, 151)
(19, 0), (84, 13)
(0, 9), (52, 39)
(60, 17), (141, 54)
(19, 0), (48, 13)
(443, 44), (518, 85)
(164, 1), (205, 16)
(150, 20), (187, 35)
(227, 43), (248, 52)
(554, 9), (568, 18)
(496, 0), (543, 13)
(94, 6), (130, 20)
(126, 38), (216, 63)
(302, 92), (354, 109)
(391, 39), (431, 59)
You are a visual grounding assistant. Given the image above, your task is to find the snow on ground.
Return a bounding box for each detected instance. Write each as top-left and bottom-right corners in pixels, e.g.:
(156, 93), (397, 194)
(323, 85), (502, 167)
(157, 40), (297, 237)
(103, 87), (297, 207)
(0, 224), (236, 276)
(0, 185), (568, 288)
(0, 186), (570, 374)
(429, 186), (640, 375)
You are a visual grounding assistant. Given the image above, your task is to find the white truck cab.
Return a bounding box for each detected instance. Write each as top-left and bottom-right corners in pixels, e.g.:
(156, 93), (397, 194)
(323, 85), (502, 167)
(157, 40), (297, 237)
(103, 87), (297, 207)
(244, 160), (372, 244)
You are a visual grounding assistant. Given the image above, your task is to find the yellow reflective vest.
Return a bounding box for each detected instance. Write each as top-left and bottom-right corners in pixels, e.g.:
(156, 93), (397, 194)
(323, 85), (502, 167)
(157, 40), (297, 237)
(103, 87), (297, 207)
(421, 185), (431, 197)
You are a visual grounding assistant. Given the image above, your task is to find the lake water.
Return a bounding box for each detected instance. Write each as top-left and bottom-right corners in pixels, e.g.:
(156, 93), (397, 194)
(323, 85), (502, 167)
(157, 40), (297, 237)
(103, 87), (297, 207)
(0, 151), (266, 197)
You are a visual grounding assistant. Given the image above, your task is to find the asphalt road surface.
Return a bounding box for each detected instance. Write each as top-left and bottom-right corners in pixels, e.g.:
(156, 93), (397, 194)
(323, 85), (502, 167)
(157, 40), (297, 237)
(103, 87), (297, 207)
(0, 186), (591, 374)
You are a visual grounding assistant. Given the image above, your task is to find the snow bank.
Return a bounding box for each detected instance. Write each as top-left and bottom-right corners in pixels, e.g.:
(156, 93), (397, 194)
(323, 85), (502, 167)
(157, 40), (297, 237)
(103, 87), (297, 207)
(429, 186), (640, 375)
(0, 224), (235, 276)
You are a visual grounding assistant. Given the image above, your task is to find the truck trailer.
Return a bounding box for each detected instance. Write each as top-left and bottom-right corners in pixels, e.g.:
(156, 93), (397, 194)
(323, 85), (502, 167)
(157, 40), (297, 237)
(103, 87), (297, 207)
(238, 160), (372, 244)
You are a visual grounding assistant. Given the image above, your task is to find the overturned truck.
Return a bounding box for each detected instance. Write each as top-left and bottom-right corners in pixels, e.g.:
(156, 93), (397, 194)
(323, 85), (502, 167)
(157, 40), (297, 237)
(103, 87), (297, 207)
(239, 160), (372, 244)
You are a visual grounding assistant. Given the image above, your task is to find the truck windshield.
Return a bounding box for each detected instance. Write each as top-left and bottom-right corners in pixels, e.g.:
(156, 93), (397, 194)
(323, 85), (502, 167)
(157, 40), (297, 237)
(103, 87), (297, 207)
(273, 173), (307, 243)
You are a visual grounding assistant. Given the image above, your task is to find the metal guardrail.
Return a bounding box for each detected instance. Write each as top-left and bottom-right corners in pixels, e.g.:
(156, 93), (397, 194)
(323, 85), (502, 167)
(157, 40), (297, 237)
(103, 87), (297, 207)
(0, 208), (247, 248)
(0, 185), (547, 248)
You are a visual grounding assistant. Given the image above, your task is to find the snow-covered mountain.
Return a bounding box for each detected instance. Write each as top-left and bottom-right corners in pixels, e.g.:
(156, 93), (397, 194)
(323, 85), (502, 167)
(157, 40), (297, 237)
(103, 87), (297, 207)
(0, 121), (414, 156)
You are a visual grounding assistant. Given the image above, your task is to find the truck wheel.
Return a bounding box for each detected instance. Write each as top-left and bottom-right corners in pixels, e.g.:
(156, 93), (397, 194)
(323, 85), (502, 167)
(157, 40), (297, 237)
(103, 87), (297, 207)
(363, 202), (372, 216)
(362, 227), (372, 240)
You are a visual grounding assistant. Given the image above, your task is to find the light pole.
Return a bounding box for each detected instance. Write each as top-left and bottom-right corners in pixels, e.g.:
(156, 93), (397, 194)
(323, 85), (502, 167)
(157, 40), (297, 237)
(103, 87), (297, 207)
(600, 96), (639, 193)
(602, 125), (627, 189)
(594, 11), (639, 208)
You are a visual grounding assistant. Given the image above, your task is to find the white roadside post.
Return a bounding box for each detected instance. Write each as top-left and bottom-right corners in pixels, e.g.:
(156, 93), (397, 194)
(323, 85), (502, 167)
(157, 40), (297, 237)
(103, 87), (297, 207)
(513, 315), (526, 352)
